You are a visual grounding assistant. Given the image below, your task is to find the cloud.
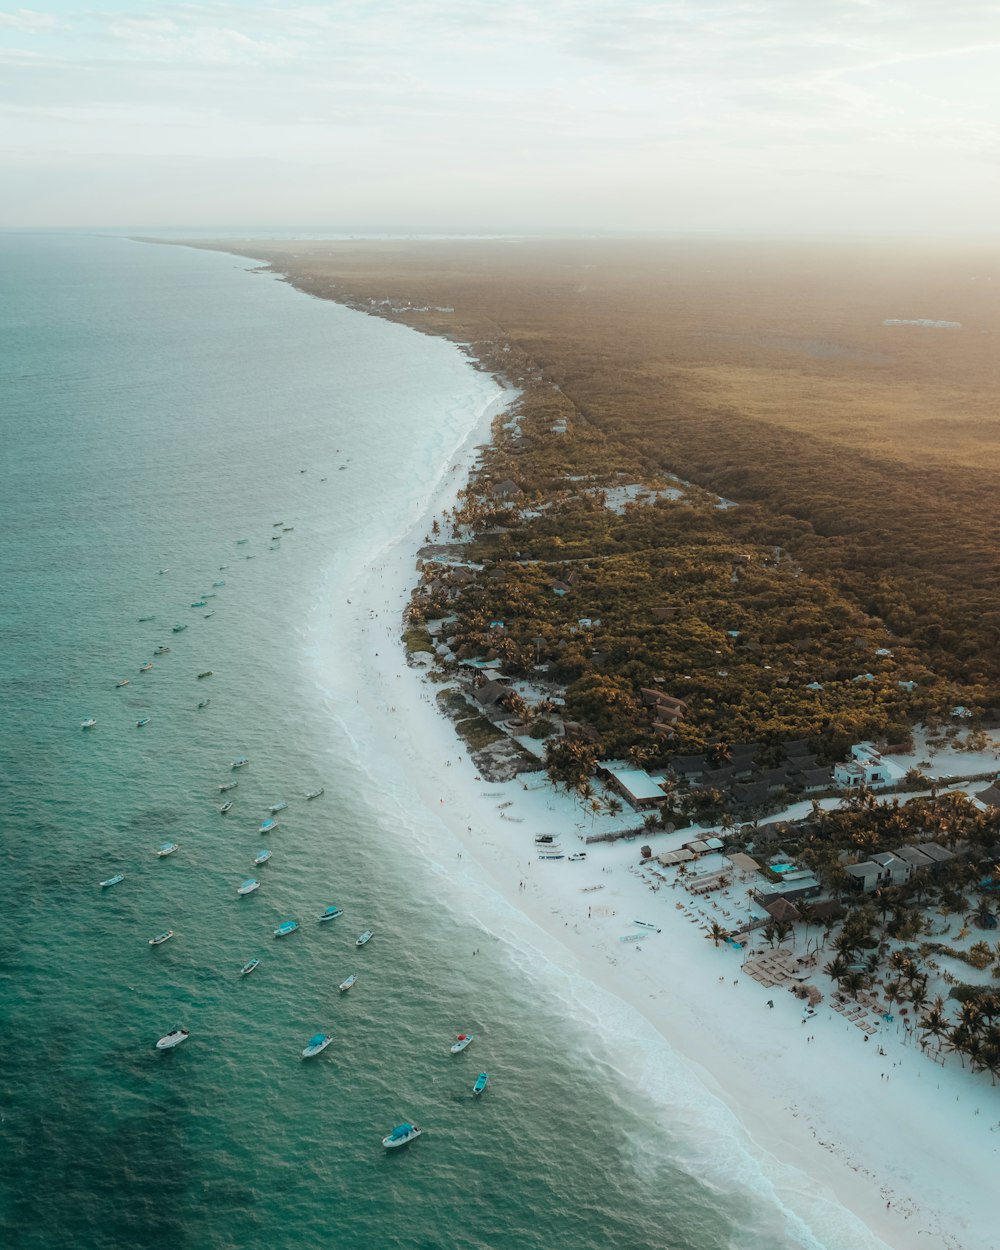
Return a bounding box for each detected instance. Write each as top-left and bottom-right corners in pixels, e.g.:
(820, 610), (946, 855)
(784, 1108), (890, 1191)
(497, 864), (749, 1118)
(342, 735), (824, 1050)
(0, 8), (60, 31)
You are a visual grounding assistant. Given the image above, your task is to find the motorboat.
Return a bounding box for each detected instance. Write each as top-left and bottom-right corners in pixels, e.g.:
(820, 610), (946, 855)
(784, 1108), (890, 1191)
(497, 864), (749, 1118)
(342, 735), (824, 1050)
(136, 717), (150, 728)
(237, 879), (260, 895)
(198, 671), (213, 680)
(534, 834), (556, 844)
(139, 662), (153, 672)
(259, 819), (278, 834)
(450, 1033), (473, 1053)
(158, 568), (170, 575)
(633, 920), (658, 930)
(382, 1123), (421, 1149)
(219, 781), (238, 792)
(231, 757), (248, 768)
(272, 521), (284, 527)
(191, 600), (207, 608)
(355, 930), (373, 947)
(273, 920), (298, 937)
(100, 874), (125, 888)
(213, 580), (225, 587)
(240, 958), (259, 976)
(203, 611), (214, 618)
(302, 1033), (333, 1058)
(269, 801), (288, 814)
(153, 646), (170, 656)
(197, 698), (211, 709)
(115, 679), (129, 688)
(138, 615), (155, 622)
(338, 974), (357, 992)
(148, 930), (173, 946)
(319, 906), (343, 922)
(473, 1072), (489, 1096)
(305, 788), (325, 800)
(81, 718), (97, 730)
(156, 842), (178, 857)
(171, 624), (187, 633)
(155, 1029), (189, 1050)
(220, 801), (233, 814)
(283, 527), (294, 533)
(568, 852), (587, 862)
(253, 849), (272, 866)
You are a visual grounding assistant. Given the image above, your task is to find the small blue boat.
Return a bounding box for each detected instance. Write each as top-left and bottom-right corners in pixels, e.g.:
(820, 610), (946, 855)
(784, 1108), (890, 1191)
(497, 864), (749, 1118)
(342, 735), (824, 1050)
(213, 580), (225, 587)
(269, 801), (288, 814)
(274, 920), (298, 938)
(355, 930), (373, 947)
(240, 958), (259, 976)
(171, 623), (187, 633)
(149, 930), (173, 946)
(191, 600), (207, 608)
(473, 1072), (489, 1096)
(100, 874), (125, 888)
(259, 819), (278, 834)
(237, 879), (260, 895)
(136, 717), (150, 728)
(253, 849), (272, 866)
(156, 842), (178, 857)
(319, 906), (343, 922)
(231, 757), (249, 769)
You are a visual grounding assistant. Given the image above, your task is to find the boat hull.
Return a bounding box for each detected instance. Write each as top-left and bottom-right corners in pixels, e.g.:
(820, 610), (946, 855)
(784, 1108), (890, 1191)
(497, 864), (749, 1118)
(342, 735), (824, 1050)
(155, 1030), (189, 1050)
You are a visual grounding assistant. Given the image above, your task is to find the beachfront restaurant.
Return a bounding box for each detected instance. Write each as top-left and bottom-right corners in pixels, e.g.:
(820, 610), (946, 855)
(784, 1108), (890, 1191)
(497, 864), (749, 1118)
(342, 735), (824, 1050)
(596, 759), (665, 810)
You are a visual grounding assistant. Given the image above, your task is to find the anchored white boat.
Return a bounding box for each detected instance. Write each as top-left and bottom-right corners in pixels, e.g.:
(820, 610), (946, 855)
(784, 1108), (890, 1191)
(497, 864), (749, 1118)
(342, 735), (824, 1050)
(240, 958), (259, 976)
(274, 920), (298, 937)
(220, 801), (233, 814)
(355, 930), (373, 947)
(100, 874), (125, 888)
(156, 842), (178, 857)
(148, 930), (173, 946)
(473, 1072), (489, 1096)
(81, 718), (97, 730)
(237, 879), (260, 895)
(382, 1123), (422, 1149)
(305, 788), (324, 800)
(139, 662), (153, 672)
(115, 679), (129, 688)
(450, 1033), (474, 1053)
(219, 781), (238, 793)
(259, 818), (278, 834)
(155, 1029), (189, 1050)
(269, 801), (287, 814)
(319, 906), (343, 922)
(302, 1033), (333, 1058)
(253, 849), (272, 866)
(231, 757), (249, 769)
(136, 717), (150, 728)
(338, 974), (357, 992)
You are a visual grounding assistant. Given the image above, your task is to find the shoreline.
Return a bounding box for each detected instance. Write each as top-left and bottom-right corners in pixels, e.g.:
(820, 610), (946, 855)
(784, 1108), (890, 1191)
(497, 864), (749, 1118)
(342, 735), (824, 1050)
(189, 239), (996, 1249)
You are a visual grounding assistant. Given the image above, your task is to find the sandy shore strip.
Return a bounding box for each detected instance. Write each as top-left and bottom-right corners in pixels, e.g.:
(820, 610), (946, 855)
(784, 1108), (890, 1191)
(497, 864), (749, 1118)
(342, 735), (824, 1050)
(314, 372), (997, 1249)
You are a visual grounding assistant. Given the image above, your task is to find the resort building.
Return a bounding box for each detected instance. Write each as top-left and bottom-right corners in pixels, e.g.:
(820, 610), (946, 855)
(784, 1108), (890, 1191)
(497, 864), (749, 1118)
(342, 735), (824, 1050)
(596, 760), (665, 810)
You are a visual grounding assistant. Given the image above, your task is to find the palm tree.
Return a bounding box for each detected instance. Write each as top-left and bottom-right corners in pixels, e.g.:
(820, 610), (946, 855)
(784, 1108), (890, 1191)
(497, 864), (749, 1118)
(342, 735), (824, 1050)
(709, 922), (728, 947)
(919, 998), (949, 1053)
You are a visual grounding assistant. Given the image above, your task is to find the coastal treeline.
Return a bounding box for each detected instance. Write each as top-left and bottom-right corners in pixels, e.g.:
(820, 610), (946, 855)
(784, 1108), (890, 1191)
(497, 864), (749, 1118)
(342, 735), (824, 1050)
(207, 238), (1000, 780)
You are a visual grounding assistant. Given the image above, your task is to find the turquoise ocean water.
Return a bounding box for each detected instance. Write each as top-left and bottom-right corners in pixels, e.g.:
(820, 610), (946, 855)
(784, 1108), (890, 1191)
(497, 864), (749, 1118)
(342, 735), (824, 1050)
(0, 234), (860, 1250)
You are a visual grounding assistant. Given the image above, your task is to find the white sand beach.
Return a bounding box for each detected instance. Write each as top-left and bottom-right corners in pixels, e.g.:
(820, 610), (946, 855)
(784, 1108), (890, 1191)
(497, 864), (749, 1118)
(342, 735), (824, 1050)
(316, 379), (998, 1250)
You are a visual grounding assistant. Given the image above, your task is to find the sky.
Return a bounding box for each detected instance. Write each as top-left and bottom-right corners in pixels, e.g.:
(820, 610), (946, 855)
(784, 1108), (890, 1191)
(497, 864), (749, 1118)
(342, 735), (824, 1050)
(1, 0), (998, 232)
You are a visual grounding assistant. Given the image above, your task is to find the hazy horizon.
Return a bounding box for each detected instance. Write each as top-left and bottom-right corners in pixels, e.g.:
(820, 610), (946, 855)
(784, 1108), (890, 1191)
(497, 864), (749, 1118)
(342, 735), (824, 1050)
(2, 1), (998, 235)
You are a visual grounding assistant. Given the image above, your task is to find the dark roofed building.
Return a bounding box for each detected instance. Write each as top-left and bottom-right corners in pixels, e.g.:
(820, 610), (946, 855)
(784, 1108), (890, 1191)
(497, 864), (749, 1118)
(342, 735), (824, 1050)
(782, 739), (812, 757)
(732, 781), (772, 808)
(798, 767), (833, 791)
(976, 784), (1000, 810)
(668, 754), (708, 778)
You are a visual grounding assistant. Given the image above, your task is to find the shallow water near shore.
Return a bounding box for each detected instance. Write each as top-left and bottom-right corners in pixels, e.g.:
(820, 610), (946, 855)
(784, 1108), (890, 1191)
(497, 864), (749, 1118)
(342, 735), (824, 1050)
(0, 233), (873, 1250)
